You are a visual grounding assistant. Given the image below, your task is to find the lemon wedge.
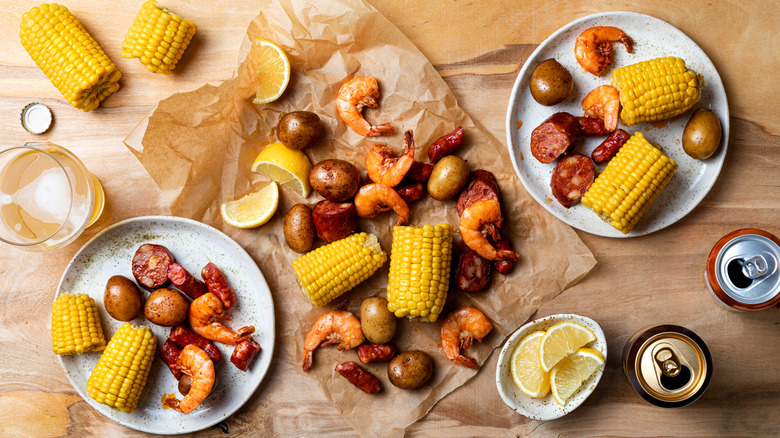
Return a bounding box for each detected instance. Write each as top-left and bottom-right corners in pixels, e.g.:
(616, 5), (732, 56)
(510, 331), (550, 398)
(550, 347), (604, 406)
(251, 142), (312, 198)
(220, 182), (279, 228)
(253, 38), (291, 104)
(538, 321), (596, 372)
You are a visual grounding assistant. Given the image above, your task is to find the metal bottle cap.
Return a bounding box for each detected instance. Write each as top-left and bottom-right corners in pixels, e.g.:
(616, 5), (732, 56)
(21, 103), (52, 134)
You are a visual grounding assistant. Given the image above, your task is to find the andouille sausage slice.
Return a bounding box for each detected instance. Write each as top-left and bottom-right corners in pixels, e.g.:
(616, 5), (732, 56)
(456, 170), (500, 216)
(592, 129), (630, 164)
(169, 325), (222, 363)
(132, 243), (174, 289)
(550, 153), (595, 208)
(575, 116), (611, 136)
(530, 112), (581, 164)
(202, 262), (236, 310)
(167, 263), (208, 299)
(335, 361), (381, 394)
(456, 250), (493, 292)
(312, 201), (358, 242)
(395, 183), (425, 204)
(427, 126), (465, 163)
(357, 344), (397, 364)
(160, 339), (183, 379)
(231, 338), (262, 372)
(493, 237), (515, 275)
(404, 161), (434, 183)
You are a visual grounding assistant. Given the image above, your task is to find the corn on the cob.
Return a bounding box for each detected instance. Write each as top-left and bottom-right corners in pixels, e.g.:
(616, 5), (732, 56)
(51, 293), (106, 355)
(581, 131), (677, 234)
(292, 232), (387, 307)
(121, 1), (197, 75)
(19, 4), (121, 111)
(611, 56), (701, 126)
(386, 224), (453, 322)
(87, 322), (156, 413)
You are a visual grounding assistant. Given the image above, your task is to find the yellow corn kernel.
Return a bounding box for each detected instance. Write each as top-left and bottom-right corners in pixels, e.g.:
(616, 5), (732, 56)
(121, 1), (197, 74)
(611, 57), (701, 126)
(51, 293), (106, 355)
(87, 323), (156, 413)
(292, 233), (387, 307)
(19, 4), (121, 111)
(582, 132), (677, 234)
(386, 224), (453, 322)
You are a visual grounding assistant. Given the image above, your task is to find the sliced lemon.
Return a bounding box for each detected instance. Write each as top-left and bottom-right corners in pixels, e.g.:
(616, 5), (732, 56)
(550, 347), (604, 406)
(252, 38), (291, 104)
(220, 182), (279, 228)
(539, 321), (596, 372)
(251, 142), (312, 198)
(510, 331), (550, 398)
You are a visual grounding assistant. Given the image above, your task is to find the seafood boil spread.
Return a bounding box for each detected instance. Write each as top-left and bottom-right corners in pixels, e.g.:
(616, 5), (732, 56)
(8, 0), (762, 434)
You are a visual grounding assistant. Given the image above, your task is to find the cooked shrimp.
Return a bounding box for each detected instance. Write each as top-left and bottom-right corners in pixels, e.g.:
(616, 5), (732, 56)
(582, 85), (620, 132)
(302, 310), (364, 372)
(163, 345), (215, 414)
(189, 293), (254, 345)
(441, 307), (493, 369)
(336, 76), (394, 137)
(574, 26), (634, 76)
(459, 199), (519, 261)
(354, 183), (409, 226)
(366, 130), (415, 187)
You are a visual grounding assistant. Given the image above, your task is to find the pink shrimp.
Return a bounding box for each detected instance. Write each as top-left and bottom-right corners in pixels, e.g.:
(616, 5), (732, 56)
(574, 26), (634, 76)
(302, 310), (364, 372)
(366, 130), (415, 187)
(354, 183), (410, 226)
(189, 293), (254, 345)
(459, 199), (519, 261)
(582, 85), (620, 132)
(162, 345), (215, 414)
(336, 76), (394, 136)
(441, 307), (493, 369)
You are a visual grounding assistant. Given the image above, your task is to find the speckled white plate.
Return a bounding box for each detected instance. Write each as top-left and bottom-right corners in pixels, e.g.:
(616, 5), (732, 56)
(506, 11), (729, 237)
(55, 216), (275, 434)
(496, 314), (606, 420)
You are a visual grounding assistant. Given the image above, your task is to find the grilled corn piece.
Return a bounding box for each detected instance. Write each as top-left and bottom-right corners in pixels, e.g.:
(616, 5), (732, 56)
(121, 1), (197, 74)
(19, 4), (121, 111)
(386, 224), (453, 322)
(87, 323), (156, 413)
(581, 131), (677, 234)
(51, 293), (106, 355)
(292, 233), (387, 307)
(611, 56), (701, 126)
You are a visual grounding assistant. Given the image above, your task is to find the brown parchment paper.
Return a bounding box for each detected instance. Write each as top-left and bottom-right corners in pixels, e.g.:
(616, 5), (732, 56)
(124, 0), (596, 436)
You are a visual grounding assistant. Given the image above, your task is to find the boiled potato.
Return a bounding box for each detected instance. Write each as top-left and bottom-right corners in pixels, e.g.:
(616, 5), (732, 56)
(388, 350), (433, 389)
(529, 59), (573, 106)
(104, 275), (144, 321)
(144, 288), (189, 327)
(427, 155), (469, 200)
(309, 159), (361, 202)
(360, 297), (397, 344)
(683, 108), (721, 160)
(277, 111), (322, 150)
(284, 204), (316, 253)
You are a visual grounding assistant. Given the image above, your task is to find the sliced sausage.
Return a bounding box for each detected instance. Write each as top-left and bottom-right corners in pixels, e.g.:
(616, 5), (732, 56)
(312, 201), (358, 242)
(357, 344), (397, 364)
(550, 153), (595, 208)
(202, 262), (235, 310)
(592, 129), (630, 164)
(404, 161), (434, 182)
(427, 126), (465, 163)
(231, 338), (262, 372)
(335, 361), (381, 394)
(132, 243), (174, 289)
(576, 116), (611, 136)
(456, 250), (493, 292)
(530, 112), (581, 164)
(160, 339), (183, 380)
(167, 263), (208, 299)
(493, 237), (515, 275)
(456, 170), (500, 216)
(169, 325), (222, 363)
(395, 183), (425, 204)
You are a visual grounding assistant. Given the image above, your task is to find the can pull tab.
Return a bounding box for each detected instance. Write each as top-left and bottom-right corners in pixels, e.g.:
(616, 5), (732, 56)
(742, 255), (768, 279)
(654, 347), (680, 377)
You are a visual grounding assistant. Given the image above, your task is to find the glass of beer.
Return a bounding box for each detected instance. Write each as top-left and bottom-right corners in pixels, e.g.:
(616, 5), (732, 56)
(0, 142), (104, 251)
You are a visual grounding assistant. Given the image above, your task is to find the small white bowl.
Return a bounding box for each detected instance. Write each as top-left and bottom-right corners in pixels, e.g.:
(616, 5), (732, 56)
(495, 314), (607, 420)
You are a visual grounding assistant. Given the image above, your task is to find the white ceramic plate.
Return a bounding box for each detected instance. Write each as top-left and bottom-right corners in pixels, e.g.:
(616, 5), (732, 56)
(55, 216), (275, 434)
(496, 314), (606, 420)
(506, 11), (729, 237)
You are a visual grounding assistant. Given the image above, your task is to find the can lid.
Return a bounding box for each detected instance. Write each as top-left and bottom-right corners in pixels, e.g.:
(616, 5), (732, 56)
(711, 231), (780, 307)
(635, 331), (710, 404)
(21, 103), (52, 134)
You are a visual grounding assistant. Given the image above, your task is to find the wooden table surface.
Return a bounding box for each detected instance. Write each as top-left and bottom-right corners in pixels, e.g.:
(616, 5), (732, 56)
(2, 1), (779, 436)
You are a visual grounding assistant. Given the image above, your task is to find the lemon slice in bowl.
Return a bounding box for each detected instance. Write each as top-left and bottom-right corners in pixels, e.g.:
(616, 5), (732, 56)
(550, 348), (605, 406)
(539, 320), (596, 372)
(253, 38), (291, 104)
(251, 142), (312, 198)
(510, 331), (550, 398)
(221, 182), (279, 228)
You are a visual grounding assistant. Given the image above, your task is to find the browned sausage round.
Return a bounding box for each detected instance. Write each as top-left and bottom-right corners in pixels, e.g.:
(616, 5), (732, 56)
(167, 263), (208, 299)
(169, 325), (222, 363)
(132, 243), (174, 289)
(493, 237), (515, 275)
(231, 338), (262, 371)
(404, 161), (434, 183)
(427, 126), (465, 163)
(202, 262), (235, 310)
(592, 129), (630, 164)
(312, 201), (358, 242)
(550, 153), (595, 208)
(456, 170), (500, 217)
(335, 361), (381, 394)
(456, 250), (493, 292)
(395, 183), (425, 204)
(160, 339), (183, 380)
(530, 112), (581, 164)
(357, 344), (397, 364)
(575, 116), (611, 136)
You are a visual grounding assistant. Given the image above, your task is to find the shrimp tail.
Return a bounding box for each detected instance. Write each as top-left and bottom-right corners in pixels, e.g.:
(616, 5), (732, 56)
(454, 355), (479, 370)
(302, 350), (313, 372)
(368, 123), (394, 136)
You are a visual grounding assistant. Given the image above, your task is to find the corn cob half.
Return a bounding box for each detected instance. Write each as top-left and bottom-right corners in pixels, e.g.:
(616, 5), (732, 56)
(19, 4), (121, 111)
(292, 232), (387, 307)
(387, 224), (453, 322)
(611, 56), (701, 126)
(51, 293), (106, 355)
(87, 322), (156, 413)
(581, 131), (677, 234)
(121, 1), (197, 75)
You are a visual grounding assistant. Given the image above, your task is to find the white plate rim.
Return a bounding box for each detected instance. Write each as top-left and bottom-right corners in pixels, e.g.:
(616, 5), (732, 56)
(54, 215), (275, 434)
(505, 11), (729, 237)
